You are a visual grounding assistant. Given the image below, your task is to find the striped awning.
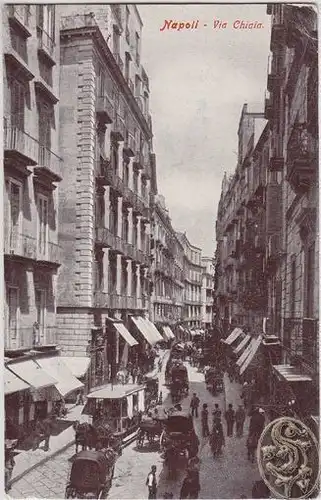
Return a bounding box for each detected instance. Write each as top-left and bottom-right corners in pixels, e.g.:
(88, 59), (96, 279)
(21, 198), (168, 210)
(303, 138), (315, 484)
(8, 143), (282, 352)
(233, 334), (251, 354)
(144, 318), (164, 343)
(239, 336), (262, 375)
(163, 326), (175, 340)
(36, 356), (84, 397)
(223, 328), (243, 346)
(8, 359), (57, 389)
(272, 365), (313, 383)
(113, 321), (138, 347)
(236, 338), (256, 367)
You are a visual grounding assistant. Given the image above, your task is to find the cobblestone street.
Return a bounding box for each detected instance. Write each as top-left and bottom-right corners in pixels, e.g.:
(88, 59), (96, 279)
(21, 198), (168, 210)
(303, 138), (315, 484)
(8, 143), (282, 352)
(10, 360), (261, 499)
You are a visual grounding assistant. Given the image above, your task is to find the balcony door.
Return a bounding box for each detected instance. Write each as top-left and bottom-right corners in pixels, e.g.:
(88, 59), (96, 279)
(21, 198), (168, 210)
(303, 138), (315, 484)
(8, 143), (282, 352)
(35, 289), (46, 344)
(6, 178), (22, 253)
(38, 101), (52, 165)
(7, 286), (19, 348)
(37, 194), (48, 258)
(10, 78), (25, 130)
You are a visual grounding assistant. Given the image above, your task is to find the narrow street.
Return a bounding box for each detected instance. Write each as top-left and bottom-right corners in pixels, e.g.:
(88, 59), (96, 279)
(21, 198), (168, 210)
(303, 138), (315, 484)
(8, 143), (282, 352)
(10, 356), (260, 499)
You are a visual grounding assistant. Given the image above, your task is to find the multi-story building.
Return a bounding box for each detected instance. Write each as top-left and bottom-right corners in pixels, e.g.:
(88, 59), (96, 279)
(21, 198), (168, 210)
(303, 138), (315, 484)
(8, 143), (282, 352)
(265, 4), (318, 416)
(215, 105), (268, 336)
(177, 232), (203, 329)
(150, 194), (184, 335)
(201, 257), (215, 330)
(3, 4), (72, 433)
(57, 5), (155, 390)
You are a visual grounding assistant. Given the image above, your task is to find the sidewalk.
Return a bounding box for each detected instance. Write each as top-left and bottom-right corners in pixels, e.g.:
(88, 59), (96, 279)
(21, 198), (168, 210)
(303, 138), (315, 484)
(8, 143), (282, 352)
(10, 403), (84, 485)
(223, 372), (243, 411)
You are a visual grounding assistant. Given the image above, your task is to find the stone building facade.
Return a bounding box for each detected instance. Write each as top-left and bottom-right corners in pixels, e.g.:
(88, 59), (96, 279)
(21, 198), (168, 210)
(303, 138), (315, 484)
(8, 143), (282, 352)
(57, 6), (154, 389)
(150, 194), (185, 329)
(177, 232), (203, 329)
(201, 257), (215, 330)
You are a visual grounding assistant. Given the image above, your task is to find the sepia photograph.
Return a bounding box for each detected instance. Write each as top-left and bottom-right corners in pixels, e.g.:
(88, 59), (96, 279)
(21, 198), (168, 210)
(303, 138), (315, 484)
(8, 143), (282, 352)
(3, 2), (319, 499)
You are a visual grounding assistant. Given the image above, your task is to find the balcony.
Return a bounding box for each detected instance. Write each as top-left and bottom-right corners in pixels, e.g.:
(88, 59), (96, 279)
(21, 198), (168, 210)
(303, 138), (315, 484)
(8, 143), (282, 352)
(264, 95), (273, 120)
(135, 97), (143, 112)
(122, 185), (136, 207)
(127, 78), (135, 94)
(267, 233), (284, 262)
(133, 152), (144, 170)
(111, 114), (126, 142)
(96, 95), (114, 124)
(123, 133), (136, 157)
(4, 232), (61, 267)
(8, 5), (31, 38)
(96, 227), (115, 248)
(270, 24), (286, 52)
(5, 326), (58, 351)
(94, 291), (111, 308)
(124, 242), (135, 260)
(286, 124), (316, 192)
(114, 236), (125, 255)
(269, 156), (284, 172)
(267, 69), (284, 93)
(284, 317), (318, 373)
(113, 53), (124, 73)
(96, 159), (115, 187)
(4, 123), (38, 168)
(113, 175), (124, 196)
(35, 145), (62, 184)
(37, 28), (56, 66)
(143, 157), (152, 179)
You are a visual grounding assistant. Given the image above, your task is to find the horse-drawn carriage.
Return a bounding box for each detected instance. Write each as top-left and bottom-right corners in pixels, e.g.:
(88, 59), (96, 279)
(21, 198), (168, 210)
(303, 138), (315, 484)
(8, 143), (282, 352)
(65, 449), (118, 499)
(204, 367), (224, 396)
(160, 411), (199, 467)
(136, 416), (163, 448)
(169, 363), (189, 402)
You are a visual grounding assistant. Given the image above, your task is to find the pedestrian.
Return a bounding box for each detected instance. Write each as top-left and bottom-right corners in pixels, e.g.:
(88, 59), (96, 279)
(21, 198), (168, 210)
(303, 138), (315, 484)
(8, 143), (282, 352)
(210, 420), (225, 458)
(249, 407), (265, 440)
(180, 468), (201, 499)
(235, 404), (246, 437)
(212, 403), (222, 428)
(201, 403), (210, 437)
(190, 393), (200, 418)
(132, 366), (138, 384)
(146, 465), (157, 499)
(224, 403), (235, 437)
(5, 445), (16, 493)
(76, 388), (84, 406)
(246, 433), (257, 463)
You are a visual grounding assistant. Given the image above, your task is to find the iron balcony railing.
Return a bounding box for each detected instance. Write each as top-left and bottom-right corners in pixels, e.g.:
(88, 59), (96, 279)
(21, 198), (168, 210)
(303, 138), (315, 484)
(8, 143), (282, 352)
(96, 95), (114, 124)
(4, 123), (38, 165)
(8, 5), (31, 32)
(4, 232), (61, 264)
(38, 145), (61, 176)
(112, 114), (126, 141)
(5, 325), (58, 351)
(37, 27), (55, 58)
(95, 227), (115, 247)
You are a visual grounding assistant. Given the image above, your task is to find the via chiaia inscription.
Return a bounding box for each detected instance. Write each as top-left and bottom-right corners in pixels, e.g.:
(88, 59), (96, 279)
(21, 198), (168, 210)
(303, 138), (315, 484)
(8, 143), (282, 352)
(159, 18), (264, 32)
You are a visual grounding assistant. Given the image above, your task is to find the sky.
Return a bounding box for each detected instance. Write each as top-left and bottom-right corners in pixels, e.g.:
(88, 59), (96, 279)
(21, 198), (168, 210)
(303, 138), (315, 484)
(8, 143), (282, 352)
(138, 4), (271, 256)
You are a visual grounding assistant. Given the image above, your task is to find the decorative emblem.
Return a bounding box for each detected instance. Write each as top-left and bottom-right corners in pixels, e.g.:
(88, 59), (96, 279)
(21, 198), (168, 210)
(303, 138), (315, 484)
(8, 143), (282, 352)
(257, 417), (320, 498)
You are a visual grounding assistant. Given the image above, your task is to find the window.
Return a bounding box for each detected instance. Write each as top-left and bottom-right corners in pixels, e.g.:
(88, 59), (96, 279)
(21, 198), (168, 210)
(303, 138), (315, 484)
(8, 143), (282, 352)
(37, 195), (48, 258)
(97, 66), (105, 97)
(125, 52), (130, 81)
(10, 78), (25, 129)
(135, 75), (141, 97)
(113, 26), (120, 56)
(7, 179), (22, 253)
(7, 287), (19, 342)
(37, 4), (55, 41)
(305, 243), (315, 317)
(35, 289), (46, 341)
(290, 256), (296, 316)
(94, 252), (103, 291)
(38, 102), (51, 150)
(135, 32), (140, 65)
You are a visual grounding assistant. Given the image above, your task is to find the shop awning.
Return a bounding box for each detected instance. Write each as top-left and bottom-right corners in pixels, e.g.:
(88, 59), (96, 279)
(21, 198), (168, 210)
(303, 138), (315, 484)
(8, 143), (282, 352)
(236, 338), (255, 367)
(239, 336), (262, 375)
(163, 326), (175, 340)
(233, 334), (251, 354)
(143, 318), (164, 343)
(8, 359), (58, 389)
(222, 328), (243, 345)
(61, 356), (90, 379)
(272, 365), (313, 383)
(5, 367), (30, 395)
(131, 316), (156, 345)
(36, 356), (84, 397)
(86, 383), (145, 400)
(113, 321), (138, 347)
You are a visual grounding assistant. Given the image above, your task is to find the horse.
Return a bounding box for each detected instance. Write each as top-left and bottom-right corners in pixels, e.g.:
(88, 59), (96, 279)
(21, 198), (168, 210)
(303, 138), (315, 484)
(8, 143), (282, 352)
(72, 421), (97, 453)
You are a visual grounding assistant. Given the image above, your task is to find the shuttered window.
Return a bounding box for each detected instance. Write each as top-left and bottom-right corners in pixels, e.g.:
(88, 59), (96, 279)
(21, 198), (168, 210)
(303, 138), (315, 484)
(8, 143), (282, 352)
(8, 287), (19, 341)
(10, 79), (25, 129)
(37, 195), (48, 257)
(35, 289), (46, 340)
(7, 179), (22, 252)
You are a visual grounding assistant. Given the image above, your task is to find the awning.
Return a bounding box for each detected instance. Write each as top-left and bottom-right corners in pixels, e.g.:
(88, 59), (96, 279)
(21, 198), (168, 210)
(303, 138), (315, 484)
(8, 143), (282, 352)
(61, 356), (90, 379)
(239, 336), (262, 375)
(131, 316), (156, 345)
(236, 338), (256, 367)
(5, 367), (30, 395)
(233, 334), (251, 354)
(113, 321), (138, 347)
(36, 356), (84, 398)
(163, 326), (175, 340)
(8, 359), (58, 389)
(272, 365), (313, 383)
(143, 317), (164, 343)
(86, 383), (145, 400)
(222, 328), (243, 345)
